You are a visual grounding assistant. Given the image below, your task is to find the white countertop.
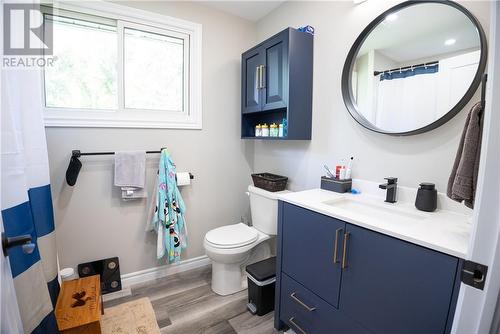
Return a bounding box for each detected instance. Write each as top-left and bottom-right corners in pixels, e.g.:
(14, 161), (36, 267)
(277, 188), (473, 258)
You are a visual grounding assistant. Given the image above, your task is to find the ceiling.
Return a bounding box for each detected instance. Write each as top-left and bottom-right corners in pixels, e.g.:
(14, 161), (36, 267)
(357, 3), (481, 64)
(200, 1), (285, 22)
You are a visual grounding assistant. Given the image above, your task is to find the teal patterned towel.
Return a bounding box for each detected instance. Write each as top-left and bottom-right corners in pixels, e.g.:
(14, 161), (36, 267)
(151, 149), (187, 262)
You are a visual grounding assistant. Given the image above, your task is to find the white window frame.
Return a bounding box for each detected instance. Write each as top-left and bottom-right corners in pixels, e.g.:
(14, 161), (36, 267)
(43, 1), (202, 129)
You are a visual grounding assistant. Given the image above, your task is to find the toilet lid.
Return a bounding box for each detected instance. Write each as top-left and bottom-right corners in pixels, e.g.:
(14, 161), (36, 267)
(205, 223), (259, 248)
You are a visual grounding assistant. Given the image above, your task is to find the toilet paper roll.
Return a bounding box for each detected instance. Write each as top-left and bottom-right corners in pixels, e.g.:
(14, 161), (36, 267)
(176, 172), (191, 186)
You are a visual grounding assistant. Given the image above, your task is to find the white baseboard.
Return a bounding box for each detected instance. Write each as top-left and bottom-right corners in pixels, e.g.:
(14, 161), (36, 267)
(121, 255), (211, 288)
(102, 287), (132, 302)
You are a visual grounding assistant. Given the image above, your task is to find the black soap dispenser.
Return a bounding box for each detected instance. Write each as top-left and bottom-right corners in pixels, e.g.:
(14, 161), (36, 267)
(415, 183), (437, 212)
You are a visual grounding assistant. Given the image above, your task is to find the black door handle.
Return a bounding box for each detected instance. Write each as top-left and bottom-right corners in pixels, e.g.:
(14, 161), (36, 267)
(2, 232), (35, 257)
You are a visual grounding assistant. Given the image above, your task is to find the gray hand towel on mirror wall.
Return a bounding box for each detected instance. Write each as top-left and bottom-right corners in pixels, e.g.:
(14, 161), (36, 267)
(447, 102), (483, 209)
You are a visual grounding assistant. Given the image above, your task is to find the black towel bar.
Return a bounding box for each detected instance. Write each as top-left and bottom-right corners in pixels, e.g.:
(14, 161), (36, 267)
(66, 149), (193, 186)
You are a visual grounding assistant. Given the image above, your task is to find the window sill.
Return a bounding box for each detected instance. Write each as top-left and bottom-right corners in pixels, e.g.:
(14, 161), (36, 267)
(44, 110), (202, 129)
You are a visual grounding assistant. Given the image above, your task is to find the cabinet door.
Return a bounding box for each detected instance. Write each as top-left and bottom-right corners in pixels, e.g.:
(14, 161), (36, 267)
(262, 37), (288, 111)
(281, 203), (344, 308)
(280, 273), (369, 334)
(242, 50), (263, 113)
(340, 224), (459, 334)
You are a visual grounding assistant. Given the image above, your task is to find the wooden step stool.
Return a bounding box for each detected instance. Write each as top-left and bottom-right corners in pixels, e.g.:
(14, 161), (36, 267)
(55, 275), (103, 334)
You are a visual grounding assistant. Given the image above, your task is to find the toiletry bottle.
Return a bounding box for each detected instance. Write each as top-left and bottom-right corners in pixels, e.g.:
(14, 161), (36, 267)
(282, 118), (288, 137)
(335, 165), (342, 179)
(270, 123), (278, 137)
(261, 123), (269, 137)
(255, 124), (261, 137)
(415, 183), (437, 212)
(339, 167), (346, 180)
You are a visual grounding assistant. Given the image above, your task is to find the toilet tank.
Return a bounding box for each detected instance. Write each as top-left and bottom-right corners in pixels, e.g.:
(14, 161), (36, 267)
(248, 185), (290, 235)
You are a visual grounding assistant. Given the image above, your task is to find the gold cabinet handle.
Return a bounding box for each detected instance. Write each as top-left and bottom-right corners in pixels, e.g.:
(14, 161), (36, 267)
(289, 317), (308, 334)
(342, 232), (350, 269)
(290, 292), (316, 312)
(255, 66), (261, 89)
(333, 228), (343, 263)
(260, 65), (266, 88)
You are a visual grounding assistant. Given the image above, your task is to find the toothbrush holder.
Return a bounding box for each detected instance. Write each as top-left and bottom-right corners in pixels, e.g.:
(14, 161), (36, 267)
(321, 176), (352, 193)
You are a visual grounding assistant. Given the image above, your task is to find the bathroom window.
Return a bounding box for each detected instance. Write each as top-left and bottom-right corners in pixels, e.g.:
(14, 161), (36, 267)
(42, 3), (202, 129)
(44, 14), (118, 110)
(123, 25), (187, 112)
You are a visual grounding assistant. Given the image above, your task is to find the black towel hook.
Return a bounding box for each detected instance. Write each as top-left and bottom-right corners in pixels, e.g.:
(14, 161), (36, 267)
(480, 73), (487, 110)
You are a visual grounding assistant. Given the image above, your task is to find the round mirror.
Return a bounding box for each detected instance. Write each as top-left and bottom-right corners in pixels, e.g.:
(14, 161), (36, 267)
(341, 1), (487, 136)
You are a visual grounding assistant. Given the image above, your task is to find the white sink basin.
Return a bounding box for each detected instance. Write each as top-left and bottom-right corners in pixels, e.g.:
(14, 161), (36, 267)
(322, 198), (426, 223)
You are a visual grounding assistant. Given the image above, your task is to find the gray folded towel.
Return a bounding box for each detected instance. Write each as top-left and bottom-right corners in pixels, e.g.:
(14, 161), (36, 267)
(114, 151), (147, 200)
(114, 151), (146, 188)
(447, 102), (483, 209)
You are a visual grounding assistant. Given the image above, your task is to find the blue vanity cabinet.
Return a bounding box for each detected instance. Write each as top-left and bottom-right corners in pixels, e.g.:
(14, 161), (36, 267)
(340, 224), (460, 334)
(280, 273), (369, 334)
(281, 201), (344, 308)
(275, 201), (462, 334)
(241, 28), (313, 140)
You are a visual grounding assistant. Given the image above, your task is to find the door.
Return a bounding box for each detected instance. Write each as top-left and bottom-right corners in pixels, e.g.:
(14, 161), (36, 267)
(281, 203), (344, 308)
(262, 36), (288, 111)
(1, 218), (24, 333)
(452, 3), (500, 333)
(242, 49), (263, 113)
(340, 224), (459, 334)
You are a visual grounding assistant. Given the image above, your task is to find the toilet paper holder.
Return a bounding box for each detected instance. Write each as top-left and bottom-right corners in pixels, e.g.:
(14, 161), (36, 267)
(66, 149), (194, 186)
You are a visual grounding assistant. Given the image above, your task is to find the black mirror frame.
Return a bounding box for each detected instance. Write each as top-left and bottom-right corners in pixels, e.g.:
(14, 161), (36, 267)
(341, 0), (488, 136)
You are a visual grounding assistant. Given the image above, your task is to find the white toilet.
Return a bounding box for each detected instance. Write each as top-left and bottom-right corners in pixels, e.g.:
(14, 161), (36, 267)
(204, 185), (289, 295)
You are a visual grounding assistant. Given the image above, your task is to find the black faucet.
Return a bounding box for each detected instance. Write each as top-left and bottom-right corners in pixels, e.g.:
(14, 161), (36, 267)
(379, 177), (398, 203)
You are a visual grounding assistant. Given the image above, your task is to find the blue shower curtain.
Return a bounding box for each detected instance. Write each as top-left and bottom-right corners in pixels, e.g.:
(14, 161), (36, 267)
(1, 63), (59, 332)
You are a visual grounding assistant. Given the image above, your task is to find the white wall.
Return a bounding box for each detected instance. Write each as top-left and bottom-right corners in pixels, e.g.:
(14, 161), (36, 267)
(46, 1), (256, 275)
(253, 0), (490, 193)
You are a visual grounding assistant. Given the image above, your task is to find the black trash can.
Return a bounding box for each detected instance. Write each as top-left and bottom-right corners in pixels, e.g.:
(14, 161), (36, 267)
(245, 257), (276, 316)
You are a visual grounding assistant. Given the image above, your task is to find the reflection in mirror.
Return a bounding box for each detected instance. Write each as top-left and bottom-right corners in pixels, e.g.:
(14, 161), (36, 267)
(351, 3), (481, 133)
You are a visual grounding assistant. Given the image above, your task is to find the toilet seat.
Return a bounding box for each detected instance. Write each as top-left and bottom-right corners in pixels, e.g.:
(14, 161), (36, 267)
(205, 223), (259, 249)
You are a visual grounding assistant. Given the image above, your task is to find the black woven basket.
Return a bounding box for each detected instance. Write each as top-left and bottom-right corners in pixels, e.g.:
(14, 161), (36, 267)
(251, 173), (288, 192)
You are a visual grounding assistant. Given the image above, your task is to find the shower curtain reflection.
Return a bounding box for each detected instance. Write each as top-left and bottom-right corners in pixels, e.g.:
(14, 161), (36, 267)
(375, 67), (440, 132)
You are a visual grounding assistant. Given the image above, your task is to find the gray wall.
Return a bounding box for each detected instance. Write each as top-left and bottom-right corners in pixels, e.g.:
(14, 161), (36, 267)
(253, 1), (490, 193)
(46, 1), (256, 275)
(47, 1), (490, 276)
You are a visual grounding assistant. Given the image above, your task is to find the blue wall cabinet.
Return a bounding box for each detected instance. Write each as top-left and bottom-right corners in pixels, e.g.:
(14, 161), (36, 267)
(275, 202), (462, 334)
(241, 28), (313, 140)
(242, 49), (263, 114)
(262, 36), (287, 111)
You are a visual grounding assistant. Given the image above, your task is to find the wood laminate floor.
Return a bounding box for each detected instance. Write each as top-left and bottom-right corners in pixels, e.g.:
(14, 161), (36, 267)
(104, 265), (283, 334)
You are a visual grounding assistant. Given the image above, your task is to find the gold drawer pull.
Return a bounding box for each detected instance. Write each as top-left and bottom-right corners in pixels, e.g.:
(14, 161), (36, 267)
(290, 292), (316, 311)
(333, 228), (343, 263)
(289, 317), (308, 334)
(342, 232), (350, 269)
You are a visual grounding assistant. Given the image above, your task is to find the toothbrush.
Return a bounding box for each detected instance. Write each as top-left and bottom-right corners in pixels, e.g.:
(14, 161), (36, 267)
(324, 164), (335, 178)
(346, 157), (354, 179)
(347, 157), (354, 170)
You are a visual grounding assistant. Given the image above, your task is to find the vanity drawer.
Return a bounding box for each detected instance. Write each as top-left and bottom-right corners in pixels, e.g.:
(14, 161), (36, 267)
(281, 202), (344, 308)
(280, 273), (369, 334)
